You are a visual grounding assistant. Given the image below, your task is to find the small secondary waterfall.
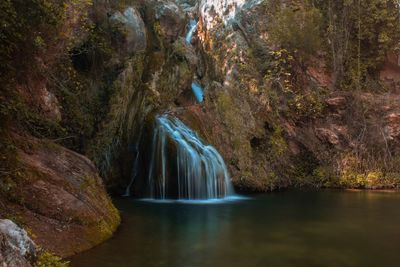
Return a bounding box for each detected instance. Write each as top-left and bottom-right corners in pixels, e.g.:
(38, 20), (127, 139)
(191, 82), (204, 102)
(147, 115), (235, 200)
(129, 17), (237, 201)
(123, 143), (140, 197)
(185, 19), (204, 103)
(185, 19), (198, 44)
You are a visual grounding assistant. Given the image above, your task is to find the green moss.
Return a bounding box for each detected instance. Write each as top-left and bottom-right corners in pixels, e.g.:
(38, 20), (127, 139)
(215, 91), (244, 150)
(339, 169), (398, 189)
(84, 199), (120, 247)
(269, 125), (287, 159)
(268, 3), (323, 60)
(216, 92), (233, 112)
(288, 88), (327, 120)
(79, 175), (96, 191)
(263, 171), (279, 191)
(153, 21), (165, 52)
(36, 251), (69, 267)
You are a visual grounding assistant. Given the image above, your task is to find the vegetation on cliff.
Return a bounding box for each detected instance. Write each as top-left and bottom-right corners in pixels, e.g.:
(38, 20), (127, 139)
(267, 0), (400, 88)
(194, 0), (400, 191)
(263, 0), (400, 189)
(0, 0), (122, 261)
(1, 1), (400, 263)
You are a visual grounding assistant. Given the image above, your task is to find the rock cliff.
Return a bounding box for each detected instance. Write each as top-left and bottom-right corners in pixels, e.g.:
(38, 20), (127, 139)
(1, 0), (400, 260)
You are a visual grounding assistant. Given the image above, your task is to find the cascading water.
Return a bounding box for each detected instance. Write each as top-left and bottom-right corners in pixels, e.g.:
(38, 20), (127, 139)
(123, 143), (140, 197)
(185, 19), (198, 44)
(147, 114), (235, 200)
(131, 17), (239, 202)
(185, 19), (205, 103)
(191, 82), (204, 103)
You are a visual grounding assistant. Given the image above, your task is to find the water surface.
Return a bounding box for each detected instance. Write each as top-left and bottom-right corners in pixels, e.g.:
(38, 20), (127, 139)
(71, 191), (400, 267)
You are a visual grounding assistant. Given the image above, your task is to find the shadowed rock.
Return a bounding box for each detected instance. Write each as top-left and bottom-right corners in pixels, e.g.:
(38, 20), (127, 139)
(110, 7), (147, 56)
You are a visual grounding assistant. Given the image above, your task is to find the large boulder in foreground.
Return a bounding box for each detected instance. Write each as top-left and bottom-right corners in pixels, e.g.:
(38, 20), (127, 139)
(0, 219), (36, 267)
(0, 136), (120, 257)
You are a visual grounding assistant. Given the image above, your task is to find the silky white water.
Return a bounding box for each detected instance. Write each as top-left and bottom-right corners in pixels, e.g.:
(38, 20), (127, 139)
(191, 82), (204, 102)
(185, 19), (198, 44)
(147, 115), (235, 200)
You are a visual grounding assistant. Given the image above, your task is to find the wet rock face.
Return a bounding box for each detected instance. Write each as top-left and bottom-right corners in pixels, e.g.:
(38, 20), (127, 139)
(174, 0), (273, 191)
(0, 220), (36, 267)
(171, 0), (400, 191)
(110, 7), (147, 56)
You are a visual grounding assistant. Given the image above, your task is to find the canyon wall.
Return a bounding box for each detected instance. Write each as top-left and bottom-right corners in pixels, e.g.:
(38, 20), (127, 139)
(1, 0), (400, 260)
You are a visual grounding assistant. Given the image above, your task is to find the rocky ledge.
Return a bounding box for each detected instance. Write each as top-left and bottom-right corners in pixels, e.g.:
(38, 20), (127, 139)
(0, 135), (120, 257)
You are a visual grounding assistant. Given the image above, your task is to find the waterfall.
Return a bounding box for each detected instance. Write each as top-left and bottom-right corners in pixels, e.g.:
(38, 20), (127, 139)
(185, 19), (204, 103)
(185, 19), (198, 44)
(147, 115), (235, 200)
(191, 82), (204, 103)
(123, 143), (140, 197)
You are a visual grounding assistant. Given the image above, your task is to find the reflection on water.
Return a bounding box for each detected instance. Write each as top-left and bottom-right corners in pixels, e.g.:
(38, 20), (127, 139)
(139, 195), (248, 204)
(71, 191), (400, 267)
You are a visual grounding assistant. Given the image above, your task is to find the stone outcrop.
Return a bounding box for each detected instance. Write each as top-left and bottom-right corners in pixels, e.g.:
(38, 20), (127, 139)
(155, 1), (186, 42)
(84, 0), (400, 192)
(4, 5), (400, 263)
(1, 136), (120, 257)
(110, 7), (147, 57)
(384, 113), (400, 141)
(22, 0), (397, 195)
(163, 0), (400, 190)
(0, 220), (36, 267)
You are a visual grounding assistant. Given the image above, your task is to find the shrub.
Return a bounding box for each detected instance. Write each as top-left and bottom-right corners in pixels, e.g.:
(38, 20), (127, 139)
(268, 3), (323, 60)
(36, 252), (69, 267)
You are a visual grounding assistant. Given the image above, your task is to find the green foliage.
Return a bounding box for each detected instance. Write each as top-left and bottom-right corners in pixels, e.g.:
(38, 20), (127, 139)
(290, 150), (331, 188)
(49, 62), (96, 151)
(265, 49), (295, 93)
(36, 252), (69, 267)
(267, 0), (400, 89)
(0, 0), (62, 129)
(268, 125), (288, 160)
(337, 152), (400, 189)
(0, 128), (21, 196)
(268, 2), (323, 59)
(288, 88), (326, 119)
(265, 48), (326, 119)
(0, 0), (63, 76)
(0, 0), (110, 153)
(316, 0), (400, 88)
(0, 0), (88, 128)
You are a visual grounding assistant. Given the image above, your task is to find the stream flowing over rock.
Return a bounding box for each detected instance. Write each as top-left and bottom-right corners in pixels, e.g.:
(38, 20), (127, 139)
(87, 0), (400, 194)
(2, 0), (400, 259)
(146, 115), (234, 199)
